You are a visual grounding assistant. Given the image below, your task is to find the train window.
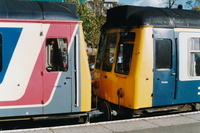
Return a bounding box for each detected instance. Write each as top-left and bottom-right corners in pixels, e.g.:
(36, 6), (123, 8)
(115, 44), (133, 75)
(46, 38), (68, 72)
(0, 34), (2, 72)
(189, 38), (200, 76)
(155, 39), (172, 69)
(95, 34), (106, 70)
(102, 33), (117, 72)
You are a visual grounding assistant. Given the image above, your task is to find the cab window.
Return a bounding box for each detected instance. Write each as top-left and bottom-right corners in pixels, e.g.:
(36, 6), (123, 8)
(102, 33), (117, 72)
(46, 38), (68, 72)
(95, 34), (106, 70)
(115, 44), (133, 74)
(115, 32), (135, 75)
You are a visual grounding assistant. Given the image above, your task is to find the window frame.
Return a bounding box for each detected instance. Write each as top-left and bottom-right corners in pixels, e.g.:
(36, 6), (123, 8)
(155, 39), (172, 70)
(188, 37), (200, 77)
(102, 33), (118, 72)
(114, 32), (135, 75)
(95, 33), (106, 70)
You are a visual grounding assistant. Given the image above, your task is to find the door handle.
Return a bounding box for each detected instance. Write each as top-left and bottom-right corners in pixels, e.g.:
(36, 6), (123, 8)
(171, 73), (176, 76)
(66, 76), (72, 79)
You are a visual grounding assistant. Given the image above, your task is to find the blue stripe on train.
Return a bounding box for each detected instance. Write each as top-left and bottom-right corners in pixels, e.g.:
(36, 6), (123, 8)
(0, 28), (22, 83)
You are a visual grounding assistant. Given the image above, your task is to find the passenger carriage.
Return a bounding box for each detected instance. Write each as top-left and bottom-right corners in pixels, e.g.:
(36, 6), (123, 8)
(0, 0), (94, 122)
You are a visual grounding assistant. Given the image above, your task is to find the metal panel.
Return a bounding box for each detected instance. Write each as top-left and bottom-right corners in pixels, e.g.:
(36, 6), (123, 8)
(172, 30), (200, 104)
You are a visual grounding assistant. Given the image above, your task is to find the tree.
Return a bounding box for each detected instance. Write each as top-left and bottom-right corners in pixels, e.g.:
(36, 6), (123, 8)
(160, 0), (189, 9)
(186, 0), (200, 10)
(160, 0), (177, 8)
(66, 0), (115, 46)
(168, 0), (176, 8)
(85, 0), (107, 46)
(193, 0), (200, 6)
(67, 0), (119, 46)
(193, 6), (200, 10)
(66, 0), (98, 45)
(186, 0), (194, 8)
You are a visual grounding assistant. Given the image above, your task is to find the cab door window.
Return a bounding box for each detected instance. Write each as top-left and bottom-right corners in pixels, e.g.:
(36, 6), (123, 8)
(155, 39), (172, 69)
(46, 38), (68, 72)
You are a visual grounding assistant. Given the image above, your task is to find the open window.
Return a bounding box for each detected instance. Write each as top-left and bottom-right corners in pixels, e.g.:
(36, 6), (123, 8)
(46, 38), (68, 72)
(115, 32), (135, 75)
(115, 44), (133, 75)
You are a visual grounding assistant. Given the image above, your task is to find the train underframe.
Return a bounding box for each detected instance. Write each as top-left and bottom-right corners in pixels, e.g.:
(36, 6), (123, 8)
(92, 95), (200, 121)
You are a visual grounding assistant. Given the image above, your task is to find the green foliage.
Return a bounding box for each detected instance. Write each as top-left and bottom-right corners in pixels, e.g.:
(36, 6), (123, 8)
(186, 0), (200, 10)
(66, 0), (104, 45)
(79, 1), (100, 45)
(193, 6), (200, 10)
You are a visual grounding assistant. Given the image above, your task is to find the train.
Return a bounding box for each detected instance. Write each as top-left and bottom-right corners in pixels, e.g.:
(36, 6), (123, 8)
(0, 0), (100, 123)
(92, 5), (200, 120)
(1, 0), (200, 125)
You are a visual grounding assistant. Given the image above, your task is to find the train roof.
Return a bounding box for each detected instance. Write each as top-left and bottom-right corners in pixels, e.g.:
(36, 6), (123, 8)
(103, 5), (200, 29)
(0, 0), (79, 21)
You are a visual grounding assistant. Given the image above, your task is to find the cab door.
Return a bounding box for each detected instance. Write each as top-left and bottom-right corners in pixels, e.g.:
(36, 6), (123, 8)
(99, 32), (118, 101)
(153, 28), (176, 106)
(42, 24), (73, 114)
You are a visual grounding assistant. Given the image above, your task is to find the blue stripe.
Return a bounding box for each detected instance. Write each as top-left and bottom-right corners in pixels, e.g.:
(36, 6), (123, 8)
(0, 28), (22, 83)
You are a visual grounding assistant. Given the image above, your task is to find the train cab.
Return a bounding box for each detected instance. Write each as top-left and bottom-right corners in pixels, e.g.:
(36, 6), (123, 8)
(93, 5), (200, 119)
